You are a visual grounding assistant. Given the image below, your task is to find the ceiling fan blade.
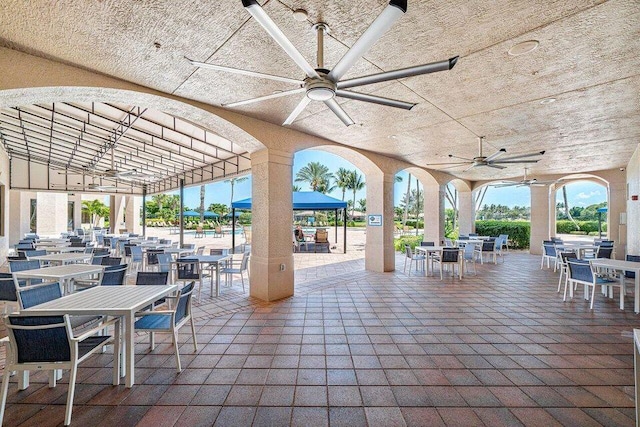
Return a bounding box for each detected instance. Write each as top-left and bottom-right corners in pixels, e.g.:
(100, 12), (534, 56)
(491, 160), (540, 164)
(242, 0), (319, 78)
(324, 98), (355, 126)
(496, 150), (546, 162)
(492, 182), (518, 187)
(328, 0), (407, 81)
(425, 161), (469, 166)
(283, 96), (311, 126)
(486, 164), (507, 169)
(188, 60), (304, 85)
(462, 164), (476, 172)
(448, 154), (474, 162)
(225, 87), (306, 108)
(484, 148), (507, 162)
(335, 90), (415, 110)
(437, 164), (469, 171)
(338, 56), (459, 89)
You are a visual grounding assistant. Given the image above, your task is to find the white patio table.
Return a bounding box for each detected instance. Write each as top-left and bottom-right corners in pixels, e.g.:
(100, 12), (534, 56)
(590, 259), (640, 313)
(13, 264), (104, 294)
(44, 246), (87, 254)
(28, 252), (92, 265)
(22, 285), (177, 388)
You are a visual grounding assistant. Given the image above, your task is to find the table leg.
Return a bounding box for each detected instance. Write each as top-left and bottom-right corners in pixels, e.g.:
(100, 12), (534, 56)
(125, 312), (135, 388)
(635, 335), (640, 426)
(216, 264), (221, 296)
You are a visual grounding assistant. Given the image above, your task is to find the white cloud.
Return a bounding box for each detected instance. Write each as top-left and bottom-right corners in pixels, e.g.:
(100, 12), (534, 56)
(576, 190), (601, 199)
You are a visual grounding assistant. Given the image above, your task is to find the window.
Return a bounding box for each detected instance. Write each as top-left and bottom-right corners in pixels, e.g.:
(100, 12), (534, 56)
(29, 199), (37, 233)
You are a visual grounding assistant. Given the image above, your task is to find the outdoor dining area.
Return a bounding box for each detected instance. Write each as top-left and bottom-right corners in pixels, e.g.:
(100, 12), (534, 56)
(0, 230), (252, 425)
(403, 234), (509, 279)
(540, 238), (640, 314)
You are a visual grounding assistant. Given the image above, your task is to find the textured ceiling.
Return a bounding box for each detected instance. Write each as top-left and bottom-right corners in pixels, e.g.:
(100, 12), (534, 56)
(1, 0), (639, 181)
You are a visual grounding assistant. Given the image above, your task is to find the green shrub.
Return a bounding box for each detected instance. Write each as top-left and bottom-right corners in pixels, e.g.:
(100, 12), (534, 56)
(394, 234), (423, 252)
(556, 220), (606, 234)
(238, 212), (252, 225)
(405, 220), (424, 229)
(474, 220), (530, 249)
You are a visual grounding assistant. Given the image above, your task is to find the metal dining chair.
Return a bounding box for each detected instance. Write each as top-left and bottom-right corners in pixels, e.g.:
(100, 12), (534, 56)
(566, 260), (623, 310)
(220, 252), (250, 293)
(134, 281), (197, 373)
(403, 245), (425, 277)
(0, 273), (18, 314)
(0, 314), (120, 426)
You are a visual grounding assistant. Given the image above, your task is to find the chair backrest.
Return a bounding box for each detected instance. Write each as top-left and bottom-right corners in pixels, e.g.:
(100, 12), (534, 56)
(130, 246), (143, 261)
(441, 248), (459, 262)
(15, 243), (35, 251)
(96, 235), (105, 246)
(315, 229), (329, 243)
(196, 246), (205, 255)
(245, 230), (252, 245)
(70, 241), (87, 248)
(240, 252), (250, 270)
(124, 244), (135, 257)
(9, 260), (41, 273)
(542, 240), (554, 245)
(93, 247), (110, 256)
(468, 233), (477, 237)
(420, 241), (435, 247)
(176, 259), (201, 280)
(24, 250), (47, 258)
(100, 264), (128, 286)
(136, 271), (169, 286)
(596, 246), (613, 259)
(482, 241), (496, 252)
(542, 244), (556, 257)
(626, 255), (640, 278)
(101, 256), (122, 266)
(103, 236), (112, 247)
(174, 282), (195, 324)
(18, 282), (63, 309)
(0, 273), (18, 302)
(458, 236), (469, 240)
(404, 245), (413, 259)
(597, 240), (614, 247)
(463, 243), (475, 260)
(567, 260), (593, 283)
(159, 239), (171, 245)
(91, 254), (108, 265)
(5, 315), (71, 363)
(444, 238), (453, 247)
(146, 249), (164, 265)
(560, 252), (578, 263)
(182, 244), (195, 250)
(156, 254), (173, 273)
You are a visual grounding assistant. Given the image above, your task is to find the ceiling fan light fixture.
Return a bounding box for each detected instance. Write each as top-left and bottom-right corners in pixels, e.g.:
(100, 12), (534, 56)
(307, 86), (335, 101)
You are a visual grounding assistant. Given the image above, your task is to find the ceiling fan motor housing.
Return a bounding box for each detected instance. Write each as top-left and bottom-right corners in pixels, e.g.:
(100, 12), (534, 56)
(305, 70), (336, 101)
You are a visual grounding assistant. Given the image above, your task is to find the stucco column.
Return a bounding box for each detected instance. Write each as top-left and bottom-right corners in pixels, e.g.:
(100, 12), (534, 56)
(365, 172), (395, 272)
(608, 180), (626, 259)
(70, 194), (82, 231)
(530, 185), (551, 255)
(125, 196), (142, 235)
(249, 148), (294, 301)
(36, 192), (68, 236)
(9, 190), (32, 245)
(458, 190), (474, 236)
(548, 187), (557, 239)
(110, 195), (126, 233)
(423, 183), (445, 245)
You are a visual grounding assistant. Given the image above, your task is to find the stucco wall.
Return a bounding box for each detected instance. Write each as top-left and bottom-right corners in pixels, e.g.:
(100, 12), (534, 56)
(0, 147), (9, 266)
(627, 145), (640, 256)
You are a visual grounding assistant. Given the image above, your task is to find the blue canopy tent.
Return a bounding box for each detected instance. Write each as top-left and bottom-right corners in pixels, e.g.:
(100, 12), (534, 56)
(231, 191), (349, 253)
(180, 210), (219, 219)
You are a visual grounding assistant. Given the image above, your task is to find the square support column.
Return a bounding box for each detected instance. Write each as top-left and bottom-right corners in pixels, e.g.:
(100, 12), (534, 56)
(249, 149), (294, 301)
(423, 184), (445, 245)
(365, 172), (396, 272)
(110, 195), (125, 233)
(458, 191), (474, 236)
(530, 185), (551, 255)
(36, 192), (68, 236)
(548, 187), (557, 240)
(125, 196), (142, 235)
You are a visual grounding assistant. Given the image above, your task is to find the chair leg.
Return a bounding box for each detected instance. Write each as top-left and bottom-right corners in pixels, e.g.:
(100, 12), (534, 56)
(590, 284), (596, 309)
(64, 364), (78, 426)
(557, 267), (564, 292)
(190, 317), (198, 352)
(150, 331), (155, 350)
(172, 330), (182, 373)
(240, 273), (245, 293)
(0, 369), (11, 426)
(113, 322), (121, 386)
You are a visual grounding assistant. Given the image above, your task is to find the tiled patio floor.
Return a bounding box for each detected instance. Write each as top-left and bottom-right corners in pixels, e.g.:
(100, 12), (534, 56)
(1, 251), (637, 426)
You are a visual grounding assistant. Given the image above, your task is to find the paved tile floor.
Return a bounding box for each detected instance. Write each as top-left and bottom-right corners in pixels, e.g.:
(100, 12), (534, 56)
(1, 251), (637, 426)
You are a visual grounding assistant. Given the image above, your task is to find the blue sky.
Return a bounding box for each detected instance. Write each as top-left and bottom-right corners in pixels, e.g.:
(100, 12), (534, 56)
(171, 150), (606, 209)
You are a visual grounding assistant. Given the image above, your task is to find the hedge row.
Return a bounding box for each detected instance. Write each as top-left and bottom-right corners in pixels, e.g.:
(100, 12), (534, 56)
(556, 220), (607, 234)
(475, 220), (530, 249)
(393, 235), (423, 252)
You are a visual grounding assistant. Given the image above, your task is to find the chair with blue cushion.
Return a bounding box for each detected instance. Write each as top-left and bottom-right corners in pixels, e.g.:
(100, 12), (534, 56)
(436, 248), (461, 279)
(134, 281), (197, 372)
(9, 260), (43, 287)
(475, 240), (498, 265)
(0, 273), (18, 314)
(130, 246), (144, 272)
(462, 243), (477, 275)
(557, 252), (578, 292)
(566, 260), (624, 310)
(156, 254), (173, 274)
(91, 254), (108, 265)
(625, 255), (640, 280)
(100, 264), (129, 286)
(24, 249), (47, 258)
(403, 245), (425, 277)
(175, 258), (209, 302)
(541, 243), (558, 270)
(145, 249), (164, 271)
(0, 314), (120, 426)
(101, 256), (122, 266)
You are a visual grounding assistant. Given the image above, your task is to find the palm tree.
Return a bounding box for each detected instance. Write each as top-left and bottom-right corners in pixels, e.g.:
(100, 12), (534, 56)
(334, 167), (351, 201)
(402, 174), (412, 230)
(224, 176), (249, 207)
(292, 184), (302, 192)
(82, 199), (109, 228)
(295, 162), (333, 192)
(346, 170), (365, 219)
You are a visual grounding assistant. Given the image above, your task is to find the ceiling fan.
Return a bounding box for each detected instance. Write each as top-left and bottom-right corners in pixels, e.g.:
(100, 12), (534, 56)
(491, 167), (559, 188)
(427, 137), (546, 172)
(51, 178), (125, 192)
(189, 0), (458, 126)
